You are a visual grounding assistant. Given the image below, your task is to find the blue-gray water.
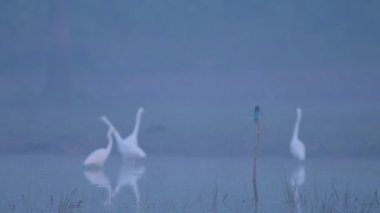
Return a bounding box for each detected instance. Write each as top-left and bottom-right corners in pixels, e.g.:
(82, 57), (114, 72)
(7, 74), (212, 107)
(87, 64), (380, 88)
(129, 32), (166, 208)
(0, 155), (379, 212)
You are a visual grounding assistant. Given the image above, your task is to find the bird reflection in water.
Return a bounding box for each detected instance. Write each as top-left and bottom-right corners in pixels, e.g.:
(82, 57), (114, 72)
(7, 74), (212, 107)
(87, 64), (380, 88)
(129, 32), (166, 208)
(114, 160), (146, 210)
(84, 169), (113, 205)
(84, 161), (145, 210)
(289, 165), (306, 213)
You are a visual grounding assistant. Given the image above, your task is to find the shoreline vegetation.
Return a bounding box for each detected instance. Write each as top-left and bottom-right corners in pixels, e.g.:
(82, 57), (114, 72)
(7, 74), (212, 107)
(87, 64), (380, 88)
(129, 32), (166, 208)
(1, 180), (379, 213)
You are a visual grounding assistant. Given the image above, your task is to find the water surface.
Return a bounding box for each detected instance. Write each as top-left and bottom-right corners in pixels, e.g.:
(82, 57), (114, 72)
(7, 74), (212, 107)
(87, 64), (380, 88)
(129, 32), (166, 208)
(0, 155), (379, 212)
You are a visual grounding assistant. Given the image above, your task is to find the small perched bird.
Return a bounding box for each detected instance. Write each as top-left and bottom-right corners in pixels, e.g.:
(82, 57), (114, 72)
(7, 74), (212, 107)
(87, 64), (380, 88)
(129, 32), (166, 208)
(83, 127), (113, 167)
(254, 106), (262, 124)
(290, 108), (306, 161)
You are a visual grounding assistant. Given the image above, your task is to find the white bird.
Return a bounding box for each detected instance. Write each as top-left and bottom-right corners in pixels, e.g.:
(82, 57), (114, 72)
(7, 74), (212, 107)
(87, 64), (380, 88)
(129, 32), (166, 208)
(290, 108), (306, 161)
(83, 127), (113, 167)
(100, 107), (146, 159)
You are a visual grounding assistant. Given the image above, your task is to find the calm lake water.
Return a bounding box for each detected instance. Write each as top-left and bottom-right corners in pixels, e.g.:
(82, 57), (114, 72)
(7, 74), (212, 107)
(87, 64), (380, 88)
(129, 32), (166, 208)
(0, 155), (379, 212)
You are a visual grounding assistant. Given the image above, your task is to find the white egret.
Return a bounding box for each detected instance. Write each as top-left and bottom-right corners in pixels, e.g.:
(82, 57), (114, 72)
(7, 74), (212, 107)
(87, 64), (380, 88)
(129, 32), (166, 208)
(290, 108), (306, 161)
(84, 127), (113, 167)
(100, 107), (146, 158)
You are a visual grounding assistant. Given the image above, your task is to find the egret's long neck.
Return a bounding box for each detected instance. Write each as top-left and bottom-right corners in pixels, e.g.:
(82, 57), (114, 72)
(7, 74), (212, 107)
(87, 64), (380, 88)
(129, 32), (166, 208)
(132, 112), (142, 137)
(101, 116), (123, 142)
(292, 112), (301, 141)
(105, 129), (113, 153)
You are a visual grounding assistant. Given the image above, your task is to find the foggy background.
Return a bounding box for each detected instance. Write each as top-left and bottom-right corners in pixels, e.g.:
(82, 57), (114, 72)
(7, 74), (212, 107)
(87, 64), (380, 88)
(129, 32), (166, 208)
(0, 0), (379, 157)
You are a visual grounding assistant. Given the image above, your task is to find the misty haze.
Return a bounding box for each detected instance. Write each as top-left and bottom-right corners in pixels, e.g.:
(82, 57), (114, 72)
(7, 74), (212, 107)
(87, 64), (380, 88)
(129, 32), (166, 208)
(0, 0), (379, 212)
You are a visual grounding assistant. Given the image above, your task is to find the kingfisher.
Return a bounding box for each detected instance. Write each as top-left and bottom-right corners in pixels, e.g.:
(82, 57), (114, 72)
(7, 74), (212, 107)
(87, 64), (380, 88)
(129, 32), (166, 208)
(254, 106), (262, 124)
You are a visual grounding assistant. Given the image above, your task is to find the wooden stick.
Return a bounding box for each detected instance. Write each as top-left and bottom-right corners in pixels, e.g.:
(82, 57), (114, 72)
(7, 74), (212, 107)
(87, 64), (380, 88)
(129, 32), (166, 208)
(253, 121), (261, 203)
